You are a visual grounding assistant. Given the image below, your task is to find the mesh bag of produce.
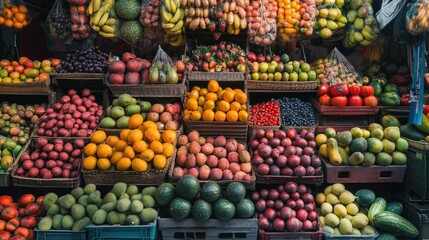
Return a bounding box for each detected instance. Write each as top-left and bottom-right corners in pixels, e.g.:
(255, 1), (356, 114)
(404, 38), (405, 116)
(314, 4), (347, 39)
(406, 0), (429, 35)
(69, 1), (91, 40)
(149, 45), (178, 84)
(277, 0), (301, 41)
(394, 2), (413, 44)
(140, 0), (160, 29)
(344, 1), (380, 47)
(0, 0), (32, 30)
(299, 0), (317, 37)
(324, 48), (361, 85)
(47, 0), (72, 42)
(248, 0), (277, 45)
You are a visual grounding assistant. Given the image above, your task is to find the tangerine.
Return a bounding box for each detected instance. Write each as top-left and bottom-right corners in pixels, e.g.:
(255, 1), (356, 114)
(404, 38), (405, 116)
(114, 140), (128, 152)
(202, 109), (214, 121)
(238, 111), (249, 122)
(106, 135), (119, 147)
(153, 155), (167, 170)
(97, 144), (113, 158)
(162, 143), (175, 158)
(84, 143), (97, 156)
(150, 140), (163, 154)
(226, 111), (238, 122)
(120, 129), (131, 141)
(133, 139), (148, 153)
(128, 114), (144, 129)
(185, 98), (198, 111)
(97, 158), (111, 170)
(140, 149), (155, 162)
(218, 100), (230, 112)
(205, 92), (218, 101)
(90, 130), (107, 144)
(214, 111), (226, 122)
(208, 80), (219, 92)
(127, 129), (143, 144)
(144, 128), (161, 142)
(116, 157), (131, 171)
(82, 156), (97, 170)
(161, 130), (176, 143)
(131, 158), (148, 172)
(123, 146), (136, 159)
(111, 151), (124, 165)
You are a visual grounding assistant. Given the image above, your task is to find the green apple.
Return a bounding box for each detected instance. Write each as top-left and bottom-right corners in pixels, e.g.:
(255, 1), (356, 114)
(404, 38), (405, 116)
(259, 62), (269, 73)
(299, 72), (308, 81)
(251, 72), (260, 80)
(290, 72), (298, 81)
(282, 72), (289, 81)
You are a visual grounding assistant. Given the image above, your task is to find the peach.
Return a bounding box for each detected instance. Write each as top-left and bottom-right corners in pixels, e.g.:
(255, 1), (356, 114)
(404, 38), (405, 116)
(229, 163), (241, 174)
(197, 137), (206, 145)
(227, 152), (239, 163)
(233, 171), (246, 180)
(159, 112), (173, 124)
(206, 136), (215, 145)
(177, 146), (188, 156)
(196, 153), (207, 166)
(214, 136), (227, 147)
(218, 158), (229, 170)
(210, 168), (223, 181)
(177, 135), (189, 147)
(150, 103), (165, 113)
(199, 165), (211, 180)
(189, 141), (201, 154)
(187, 130), (200, 142)
(165, 120), (179, 131)
(241, 163), (252, 173)
(223, 169), (233, 180)
(188, 167), (199, 178)
(201, 143), (214, 155)
(206, 155), (219, 168)
(213, 147), (227, 158)
(172, 167), (184, 179)
(225, 139), (238, 152)
(237, 143), (246, 153)
(186, 154), (196, 168)
(176, 154), (187, 167)
(243, 174), (251, 181)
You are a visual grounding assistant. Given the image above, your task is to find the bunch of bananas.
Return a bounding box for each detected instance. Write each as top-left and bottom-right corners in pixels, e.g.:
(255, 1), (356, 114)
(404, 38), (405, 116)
(161, 0), (185, 46)
(88, 0), (118, 38)
(360, 41), (384, 63)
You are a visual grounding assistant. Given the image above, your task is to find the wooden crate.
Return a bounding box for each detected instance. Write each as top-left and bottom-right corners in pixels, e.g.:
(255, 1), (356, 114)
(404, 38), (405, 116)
(312, 98), (379, 116)
(184, 120), (248, 143)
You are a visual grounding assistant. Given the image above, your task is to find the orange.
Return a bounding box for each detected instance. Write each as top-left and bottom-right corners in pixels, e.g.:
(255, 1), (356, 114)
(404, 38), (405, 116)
(235, 92), (247, 104)
(106, 135), (119, 147)
(215, 111), (226, 122)
(0, 17), (5, 24)
(192, 86), (201, 91)
(153, 155), (167, 170)
(127, 129), (143, 144)
(114, 140), (127, 152)
(90, 130), (107, 144)
(208, 80), (219, 92)
(123, 146), (136, 159)
(82, 156), (97, 170)
(222, 90), (236, 103)
(116, 157), (132, 171)
(218, 100), (230, 112)
(161, 130), (176, 143)
(140, 149), (155, 162)
(144, 128), (161, 142)
(202, 109), (215, 121)
(18, 5), (27, 13)
(234, 88), (244, 94)
(203, 100), (215, 110)
(97, 158), (111, 170)
(97, 144), (113, 158)
(133, 140), (148, 153)
(141, 121), (157, 132)
(226, 111), (238, 122)
(129, 114), (144, 129)
(150, 140), (163, 154)
(217, 89), (225, 100)
(188, 90), (200, 99)
(120, 129), (131, 141)
(238, 110), (249, 122)
(230, 101), (241, 111)
(111, 151), (124, 165)
(197, 96), (205, 106)
(185, 98), (198, 111)
(131, 158), (148, 172)
(3, 9), (12, 19)
(11, 6), (19, 13)
(162, 143), (175, 158)
(84, 143), (97, 156)
(4, 19), (13, 28)
(189, 111), (201, 121)
(205, 92), (218, 101)
(183, 110), (190, 120)
(199, 88), (209, 96)
(13, 13), (25, 23)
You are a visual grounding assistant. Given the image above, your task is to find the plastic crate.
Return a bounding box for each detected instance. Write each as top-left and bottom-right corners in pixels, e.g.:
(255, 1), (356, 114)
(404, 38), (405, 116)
(35, 228), (86, 240)
(402, 200), (429, 240)
(405, 147), (429, 200)
(86, 221), (157, 240)
(323, 232), (379, 240)
(258, 220), (323, 240)
(158, 217), (257, 240)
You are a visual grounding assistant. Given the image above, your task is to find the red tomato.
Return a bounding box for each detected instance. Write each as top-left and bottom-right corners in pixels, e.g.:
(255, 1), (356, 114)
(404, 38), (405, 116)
(360, 86), (374, 97)
(319, 95), (331, 106)
(330, 83), (349, 97)
(318, 84), (330, 96)
(349, 85), (360, 96)
(331, 96), (348, 106)
(363, 96), (378, 106)
(349, 96), (363, 106)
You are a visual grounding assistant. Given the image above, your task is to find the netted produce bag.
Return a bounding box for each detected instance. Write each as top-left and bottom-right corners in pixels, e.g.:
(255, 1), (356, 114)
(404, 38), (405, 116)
(314, 4), (347, 39)
(406, 0), (429, 35)
(140, 0), (160, 30)
(149, 45), (179, 84)
(394, 2), (413, 44)
(277, 0), (301, 41)
(324, 48), (361, 85)
(68, 0), (91, 40)
(247, 0), (277, 45)
(0, 0), (31, 30)
(299, 0), (317, 37)
(47, 0), (72, 42)
(344, 1), (380, 47)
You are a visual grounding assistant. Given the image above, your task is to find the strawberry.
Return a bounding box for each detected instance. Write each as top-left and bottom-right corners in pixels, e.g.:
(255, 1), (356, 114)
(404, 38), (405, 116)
(213, 32), (221, 40)
(218, 21), (226, 32)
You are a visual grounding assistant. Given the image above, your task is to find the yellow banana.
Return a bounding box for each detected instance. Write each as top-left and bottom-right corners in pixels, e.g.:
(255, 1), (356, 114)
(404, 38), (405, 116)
(170, 0), (177, 13)
(99, 31), (115, 38)
(169, 8), (182, 23)
(164, 0), (172, 12)
(102, 25), (115, 33)
(93, 4), (111, 25)
(170, 20), (184, 32)
(106, 18), (116, 25)
(98, 12), (109, 26)
(90, 16), (94, 26)
(87, 0), (94, 15)
(93, 0), (101, 12)
(169, 34), (183, 46)
(91, 25), (101, 32)
(162, 23), (175, 29)
(161, 6), (173, 22)
(166, 28), (182, 35)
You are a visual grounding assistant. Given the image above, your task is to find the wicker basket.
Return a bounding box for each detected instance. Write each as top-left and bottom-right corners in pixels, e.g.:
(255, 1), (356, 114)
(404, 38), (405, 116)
(0, 78), (51, 94)
(184, 120), (248, 143)
(246, 80), (317, 90)
(98, 126), (183, 139)
(186, 71), (245, 81)
(82, 151), (175, 185)
(0, 140), (29, 187)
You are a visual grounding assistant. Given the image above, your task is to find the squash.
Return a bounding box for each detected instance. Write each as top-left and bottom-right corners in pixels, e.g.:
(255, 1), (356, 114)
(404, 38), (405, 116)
(327, 138), (342, 165)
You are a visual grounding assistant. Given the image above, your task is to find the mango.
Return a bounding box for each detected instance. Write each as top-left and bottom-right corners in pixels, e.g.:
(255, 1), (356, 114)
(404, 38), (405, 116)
(126, 215), (141, 225)
(61, 215), (74, 230)
(395, 138), (409, 152)
(382, 139), (396, 153)
(376, 152), (393, 166)
(38, 217), (53, 231)
(332, 183), (346, 195)
(47, 204), (60, 217)
(59, 194), (75, 209)
(361, 225), (376, 235)
(100, 117), (116, 128)
(367, 138), (383, 153)
(334, 228), (341, 235)
(84, 184), (97, 195)
(60, 207), (69, 215)
(92, 209), (108, 225)
(352, 227), (362, 235)
(71, 204), (86, 221)
(43, 193), (59, 209)
(131, 194), (143, 201)
(78, 195), (89, 207)
(112, 182), (127, 197)
(85, 204), (99, 218)
(116, 198), (131, 212)
(142, 195), (155, 208)
(101, 202), (116, 212)
(118, 94), (133, 108)
(339, 218), (353, 235)
(88, 191), (101, 204)
(107, 211), (120, 225)
(140, 208), (158, 223)
(321, 202), (333, 215)
(362, 152), (376, 167)
(339, 191), (356, 205)
(323, 225), (335, 235)
(351, 213), (369, 228)
(118, 213), (127, 225)
(72, 216), (91, 232)
(130, 200), (144, 213)
(126, 185), (139, 196)
(384, 127), (400, 142)
(125, 105), (141, 116)
(71, 187), (85, 200)
(325, 213), (340, 228)
(117, 116), (130, 129)
(346, 203), (359, 215)
(392, 151), (407, 165)
(52, 214), (64, 230)
(103, 192), (117, 204)
(120, 193), (130, 199)
(334, 204), (348, 218)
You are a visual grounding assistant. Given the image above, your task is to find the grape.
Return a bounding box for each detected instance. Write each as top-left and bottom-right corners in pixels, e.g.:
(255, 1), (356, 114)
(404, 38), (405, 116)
(278, 97), (316, 126)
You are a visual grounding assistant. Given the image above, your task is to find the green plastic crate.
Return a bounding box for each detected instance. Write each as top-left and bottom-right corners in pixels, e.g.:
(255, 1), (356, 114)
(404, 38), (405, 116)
(86, 220), (157, 240)
(405, 147), (429, 200)
(35, 229), (86, 240)
(402, 200), (429, 240)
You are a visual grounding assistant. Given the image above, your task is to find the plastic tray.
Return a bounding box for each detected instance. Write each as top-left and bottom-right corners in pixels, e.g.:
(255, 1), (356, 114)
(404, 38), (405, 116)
(312, 98), (380, 116)
(405, 147), (429, 200)
(258, 220), (323, 240)
(403, 137), (429, 151)
(35, 228), (86, 240)
(158, 216), (257, 240)
(322, 157), (406, 183)
(86, 220), (157, 240)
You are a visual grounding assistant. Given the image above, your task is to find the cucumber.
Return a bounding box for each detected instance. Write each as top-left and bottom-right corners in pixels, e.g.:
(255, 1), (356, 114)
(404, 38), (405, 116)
(376, 233), (397, 240)
(368, 197), (386, 225)
(400, 124), (426, 141)
(374, 211), (419, 238)
(385, 201), (403, 215)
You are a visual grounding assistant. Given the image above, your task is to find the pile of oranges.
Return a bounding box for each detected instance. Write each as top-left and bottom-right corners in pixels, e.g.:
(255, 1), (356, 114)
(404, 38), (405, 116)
(82, 121), (177, 172)
(0, 0), (29, 30)
(184, 80), (249, 122)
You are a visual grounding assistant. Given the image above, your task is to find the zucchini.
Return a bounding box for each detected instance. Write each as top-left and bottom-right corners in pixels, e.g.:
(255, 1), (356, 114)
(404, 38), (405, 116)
(400, 124), (426, 141)
(374, 211), (419, 238)
(376, 233), (397, 240)
(368, 197), (386, 225)
(385, 201), (403, 215)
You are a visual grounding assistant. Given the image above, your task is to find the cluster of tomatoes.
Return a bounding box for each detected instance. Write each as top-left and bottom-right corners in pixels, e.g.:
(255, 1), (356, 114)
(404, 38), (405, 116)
(318, 83), (378, 107)
(249, 100), (280, 126)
